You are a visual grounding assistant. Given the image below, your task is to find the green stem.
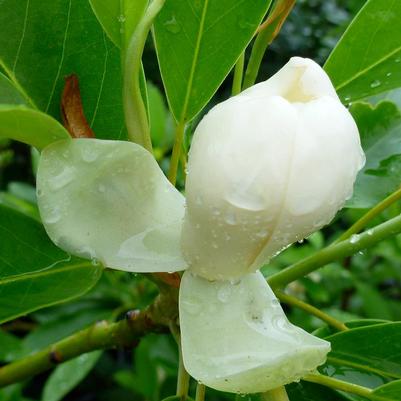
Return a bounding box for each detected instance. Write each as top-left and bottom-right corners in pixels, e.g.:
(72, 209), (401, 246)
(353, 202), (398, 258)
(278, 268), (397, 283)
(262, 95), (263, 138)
(261, 386), (289, 401)
(275, 290), (348, 332)
(231, 52), (245, 96)
(242, 25), (272, 90)
(195, 383), (206, 401)
(303, 374), (385, 401)
(168, 120), (186, 185)
(176, 343), (190, 400)
(335, 186), (401, 244)
(242, 0), (295, 90)
(123, 0), (165, 151)
(268, 213), (401, 289)
(0, 291), (179, 388)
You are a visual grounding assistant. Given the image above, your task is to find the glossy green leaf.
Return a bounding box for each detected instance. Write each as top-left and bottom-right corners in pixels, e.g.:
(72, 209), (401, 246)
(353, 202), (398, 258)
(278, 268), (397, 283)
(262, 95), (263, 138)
(348, 101), (401, 208)
(373, 380), (401, 400)
(287, 382), (348, 401)
(88, 0), (147, 48)
(153, 0), (271, 122)
(147, 81), (173, 148)
(0, 331), (22, 363)
(0, 72), (26, 105)
(325, 323), (401, 381)
(0, 205), (103, 324)
(324, 0), (401, 103)
(42, 351), (102, 401)
(0, 105), (69, 149)
(0, 0), (126, 140)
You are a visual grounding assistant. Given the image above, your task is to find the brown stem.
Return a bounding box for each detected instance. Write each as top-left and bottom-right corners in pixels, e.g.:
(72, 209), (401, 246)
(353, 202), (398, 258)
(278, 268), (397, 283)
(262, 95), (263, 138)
(61, 74), (95, 139)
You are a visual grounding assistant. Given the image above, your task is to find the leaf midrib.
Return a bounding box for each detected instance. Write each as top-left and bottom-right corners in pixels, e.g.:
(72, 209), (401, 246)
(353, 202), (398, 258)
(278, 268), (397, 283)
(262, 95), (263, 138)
(0, 262), (98, 285)
(179, 0), (210, 122)
(327, 356), (401, 380)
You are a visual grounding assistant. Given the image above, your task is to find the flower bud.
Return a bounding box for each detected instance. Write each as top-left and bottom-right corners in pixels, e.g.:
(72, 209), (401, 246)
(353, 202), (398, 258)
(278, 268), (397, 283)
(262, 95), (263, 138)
(182, 57), (365, 281)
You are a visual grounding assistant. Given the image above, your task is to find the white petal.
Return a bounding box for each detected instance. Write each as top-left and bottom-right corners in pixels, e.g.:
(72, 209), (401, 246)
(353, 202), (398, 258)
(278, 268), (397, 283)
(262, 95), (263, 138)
(37, 139), (187, 273)
(181, 57), (364, 281)
(179, 270), (330, 393)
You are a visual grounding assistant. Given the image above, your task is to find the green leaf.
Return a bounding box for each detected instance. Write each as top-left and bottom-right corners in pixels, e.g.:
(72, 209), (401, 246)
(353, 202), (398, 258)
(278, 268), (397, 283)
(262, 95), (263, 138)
(153, 0), (271, 122)
(147, 81), (173, 148)
(348, 101), (401, 208)
(88, 0), (147, 49)
(41, 351), (102, 401)
(0, 105), (69, 149)
(0, 205), (103, 324)
(324, 0), (401, 103)
(287, 382), (348, 401)
(0, 331), (22, 363)
(0, 0), (126, 140)
(373, 380), (401, 400)
(0, 72), (26, 105)
(325, 323), (401, 381)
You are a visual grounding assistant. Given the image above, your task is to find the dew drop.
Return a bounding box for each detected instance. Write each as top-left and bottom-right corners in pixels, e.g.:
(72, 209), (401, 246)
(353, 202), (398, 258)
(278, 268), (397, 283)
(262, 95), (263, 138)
(217, 286), (231, 303)
(182, 298), (201, 315)
(255, 229), (268, 238)
(350, 234), (360, 244)
(80, 146), (99, 163)
(370, 79), (381, 88)
(44, 206), (61, 224)
(386, 72), (392, 77)
(164, 15), (181, 34)
(271, 298), (280, 307)
(225, 210), (236, 225)
(48, 166), (76, 190)
(91, 258), (100, 266)
(366, 229), (373, 236)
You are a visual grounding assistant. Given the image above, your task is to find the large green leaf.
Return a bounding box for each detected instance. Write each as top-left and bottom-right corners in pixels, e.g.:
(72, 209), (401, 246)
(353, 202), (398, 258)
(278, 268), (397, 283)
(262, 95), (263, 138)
(287, 382), (348, 401)
(0, 105), (69, 149)
(324, 0), (401, 103)
(324, 323), (401, 382)
(0, 72), (26, 105)
(373, 380), (401, 400)
(41, 351), (102, 401)
(348, 101), (401, 208)
(153, 0), (271, 122)
(0, 205), (103, 323)
(88, 0), (147, 49)
(0, 0), (126, 140)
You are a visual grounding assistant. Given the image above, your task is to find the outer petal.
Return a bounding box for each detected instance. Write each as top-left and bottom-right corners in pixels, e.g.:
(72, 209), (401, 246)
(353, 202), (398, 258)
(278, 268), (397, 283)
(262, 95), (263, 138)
(37, 139), (187, 273)
(179, 271), (330, 393)
(181, 57), (364, 281)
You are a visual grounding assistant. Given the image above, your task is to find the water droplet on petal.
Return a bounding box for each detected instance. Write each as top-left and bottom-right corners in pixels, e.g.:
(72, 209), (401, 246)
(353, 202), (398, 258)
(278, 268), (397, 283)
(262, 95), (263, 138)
(48, 166), (76, 190)
(225, 210), (236, 225)
(217, 286), (231, 303)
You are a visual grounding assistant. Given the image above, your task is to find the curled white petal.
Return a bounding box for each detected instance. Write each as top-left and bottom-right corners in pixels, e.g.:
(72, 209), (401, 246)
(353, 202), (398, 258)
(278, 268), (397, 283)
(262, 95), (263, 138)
(179, 270), (330, 393)
(37, 138), (188, 273)
(182, 57), (365, 280)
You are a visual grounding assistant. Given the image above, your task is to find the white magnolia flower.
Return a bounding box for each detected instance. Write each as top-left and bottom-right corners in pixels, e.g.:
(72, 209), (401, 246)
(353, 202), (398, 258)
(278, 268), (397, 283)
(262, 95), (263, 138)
(37, 57), (364, 393)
